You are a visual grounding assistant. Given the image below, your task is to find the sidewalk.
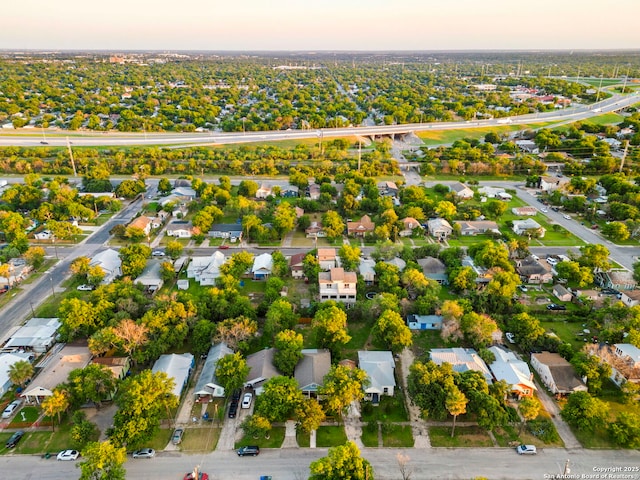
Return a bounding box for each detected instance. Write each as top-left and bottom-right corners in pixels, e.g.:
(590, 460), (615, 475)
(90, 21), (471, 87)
(399, 348), (431, 448)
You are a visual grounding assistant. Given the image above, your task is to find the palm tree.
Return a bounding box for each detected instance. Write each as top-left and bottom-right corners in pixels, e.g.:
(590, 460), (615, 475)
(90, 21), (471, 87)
(8, 360), (34, 389)
(446, 387), (468, 438)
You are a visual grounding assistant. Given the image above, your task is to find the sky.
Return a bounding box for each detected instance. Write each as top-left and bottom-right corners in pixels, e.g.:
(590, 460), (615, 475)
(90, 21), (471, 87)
(3, 0), (639, 51)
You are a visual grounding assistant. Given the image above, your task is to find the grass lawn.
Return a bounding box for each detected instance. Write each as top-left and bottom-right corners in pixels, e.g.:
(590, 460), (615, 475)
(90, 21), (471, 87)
(361, 422), (379, 447)
(540, 318), (588, 350)
(179, 426), (220, 452)
(492, 425), (522, 447)
(360, 396), (408, 423)
(235, 426), (285, 449)
(296, 430), (310, 447)
(381, 424), (414, 447)
(0, 424), (78, 456)
(429, 425), (494, 447)
(316, 426), (347, 447)
(343, 319), (375, 360)
(416, 123), (559, 146)
(412, 329), (456, 359)
(583, 113), (626, 125)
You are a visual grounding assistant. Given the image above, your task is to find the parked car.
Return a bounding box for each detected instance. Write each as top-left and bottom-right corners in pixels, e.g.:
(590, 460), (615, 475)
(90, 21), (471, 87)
(237, 445), (260, 457)
(218, 245), (230, 249)
(172, 428), (184, 445)
(602, 288), (620, 295)
(228, 402), (238, 418)
(5, 430), (24, 448)
(241, 392), (253, 409)
(563, 214), (571, 220)
(132, 448), (155, 459)
(152, 250), (165, 257)
(231, 389), (242, 402)
(546, 257), (558, 266)
(516, 444), (537, 455)
(518, 285), (528, 292)
(2, 400), (21, 418)
(547, 304), (567, 311)
(540, 208), (548, 213)
(57, 449), (80, 461)
(77, 284), (94, 291)
(184, 472), (209, 480)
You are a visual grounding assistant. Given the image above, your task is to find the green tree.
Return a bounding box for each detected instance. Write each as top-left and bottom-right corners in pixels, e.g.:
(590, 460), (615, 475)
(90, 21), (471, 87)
(273, 202), (297, 237)
(8, 359), (34, 389)
(407, 360), (456, 421)
(112, 370), (178, 448)
(312, 305), (351, 357)
(70, 256), (91, 278)
(214, 316), (258, 351)
(158, 177), (172, 194)
(69, 411), (98, 450)
(255, 376), (304, 422)
(571, 353), (612, 395)
(273, 329), (304, 377)
(373, 310), (413, 354)
(322, 210), (345, 241)
(24, 246), (46, 268)
(519, 397), (541, 434)
(165, 239), (184, 260)
(446, 386), (468, 437)
(78, 440), (127, 480)
(41, 388), (70, 431)
(241, 414), (272, 439)
(295, 398), (325, 433)
(215, 352), (249, 399)
(339, 244), (361, 272)
(560, 391), (609, 432)
(506, 313), (544, 351)
(578, 244), (611, 271)
(68, 364), (118, 409)
(601, 221), (630, 241)
(554, 261), (593, 287)
(460, 312), (498, 349)
(264, 298), (298, 340)
(119, 243), (152, 278)
(58, 298), (102, 340)
(309, 441), (373, 480)
(87, 265), (105, 286)
(609, 412), (640, 448)
(435, 201), (457, 221)
(319, 364), (367, 417)
(191, 320), (215, 356)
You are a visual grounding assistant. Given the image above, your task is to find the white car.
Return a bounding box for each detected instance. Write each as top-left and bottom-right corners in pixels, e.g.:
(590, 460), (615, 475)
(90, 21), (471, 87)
(77, 284), (94, 291)
(57, 449), (80, 461)
(2, 400), (21, 419)
(540, 208), (548, 213)
(546, 257), (558, 266)
(152, 250), (165, 257)
(516, 444), (537, 455)
(563, 214), (571, 220)
(132, 448), (155, 459)
(241, 392), (253, 409)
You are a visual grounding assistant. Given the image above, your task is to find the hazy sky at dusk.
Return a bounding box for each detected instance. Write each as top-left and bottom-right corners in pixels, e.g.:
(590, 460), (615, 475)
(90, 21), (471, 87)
(3, 0), (639, 51)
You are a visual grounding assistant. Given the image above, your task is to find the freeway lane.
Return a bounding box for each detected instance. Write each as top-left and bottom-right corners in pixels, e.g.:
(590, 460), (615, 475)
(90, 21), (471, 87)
(0, 92), (637, 148)
(3, 447), (640, 480)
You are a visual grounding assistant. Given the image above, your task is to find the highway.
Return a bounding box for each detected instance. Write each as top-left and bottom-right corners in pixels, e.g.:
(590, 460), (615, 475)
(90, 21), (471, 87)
(0, 91), (637, 148)
(3, 446), (640, 480)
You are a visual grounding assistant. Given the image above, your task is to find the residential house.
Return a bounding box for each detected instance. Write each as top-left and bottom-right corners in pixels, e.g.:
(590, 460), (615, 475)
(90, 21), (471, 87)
(488, 346), (536, 398)
(553, 284), (573, 302)
(255, 184), (273, 199)
(587, 344), (640, 387)
(0, 351), (35, 396)
(166, 221), (194, 238)
(596, 270), (638, 291)
(245, 348), (281, 391)
(496, 191), (513, 201)
(515, 140), (539, 154)
(430, 348), (493, 383)
(306, 184), (321, 200)
(384, 257), (406, 271)
(91, 357), (130, 381)
(454, 220), (499, 236)
(399, 217), (423, 237)
(418, 257), (448, 285)
(358, 351), (396, 402)
(152, 353), (195, 399)
(427, 218), (453, 240)
(530, 351), (587, 395)
(305, 222), (325, 238)
(477, 186), (505, 198)
(512, 219), (546, 238)
(539, 176), (569, 192)
(187, 251), (227, 286)
(407, 314), (443, 330)
(282, 186), (299, 198)
(359, 257), (376, 285)
(22, 342), (92, 404)
(172, 186), (197, 201)
(4, 317), (61, 353)
(511, 207), (538, 216)
(516, 256), (554, 284)
(317, 248), (337, 270)
(347, 215), (375, 237)
(128, 216), (152, 236)
(319, 267), (357, 305)
(295, 349), (331, 398)
(90, 248), (122, 284)
(209, 224), (243, 242)
(449, 182), (474, 199)
(252, 253), (273, 280)
(171, 204), (189, 218)
(193, 343), (234, 402)
(135, 260), (164, 293)
(294, 206), (304, 218)
(378, 181), (399, 197)
(289, 252), (307, 279)
(621, 290), (640, 307)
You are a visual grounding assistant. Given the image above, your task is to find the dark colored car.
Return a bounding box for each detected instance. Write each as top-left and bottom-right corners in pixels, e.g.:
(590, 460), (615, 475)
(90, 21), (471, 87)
(231, 389), (242, 402)
(228, 401), (238, 418)
(547, 303), (567, 311)
(6, 430), (24, 448)
(237, 445), (260, 457)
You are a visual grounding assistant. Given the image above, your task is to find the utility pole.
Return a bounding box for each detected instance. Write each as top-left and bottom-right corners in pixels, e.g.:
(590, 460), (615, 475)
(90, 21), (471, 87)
(563, 459), (571, 475)
(358, 139), (362, 172)
(619, 141), (629, 173)
(66, 137), (77, 177)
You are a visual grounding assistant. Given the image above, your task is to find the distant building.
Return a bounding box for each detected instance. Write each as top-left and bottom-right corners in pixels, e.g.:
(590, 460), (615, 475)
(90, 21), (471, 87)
(430, 348), (493, 384)
(90, 249), (122, 284)
(512, 219), (545, 238)
(152, 353), (195, 399)
(427, 218), (453, 240)
(4, 317), (61, 353)
(596, 270), (638, 291)
(193, 343), (234, 401)
(252, 253), (273, 280)
(319, 268), (357, 305)
(295, 349), (331, 398)
(317, 248), (337, 270)
(449, 182), (474, 199)
(358, 351), (396, 402)
(454, 220), (500, 236)
(531, 352), (587, 395)
(407, 314), (443, 330)
(488, 346), (536, 398)
(347, 215), (375, 237)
